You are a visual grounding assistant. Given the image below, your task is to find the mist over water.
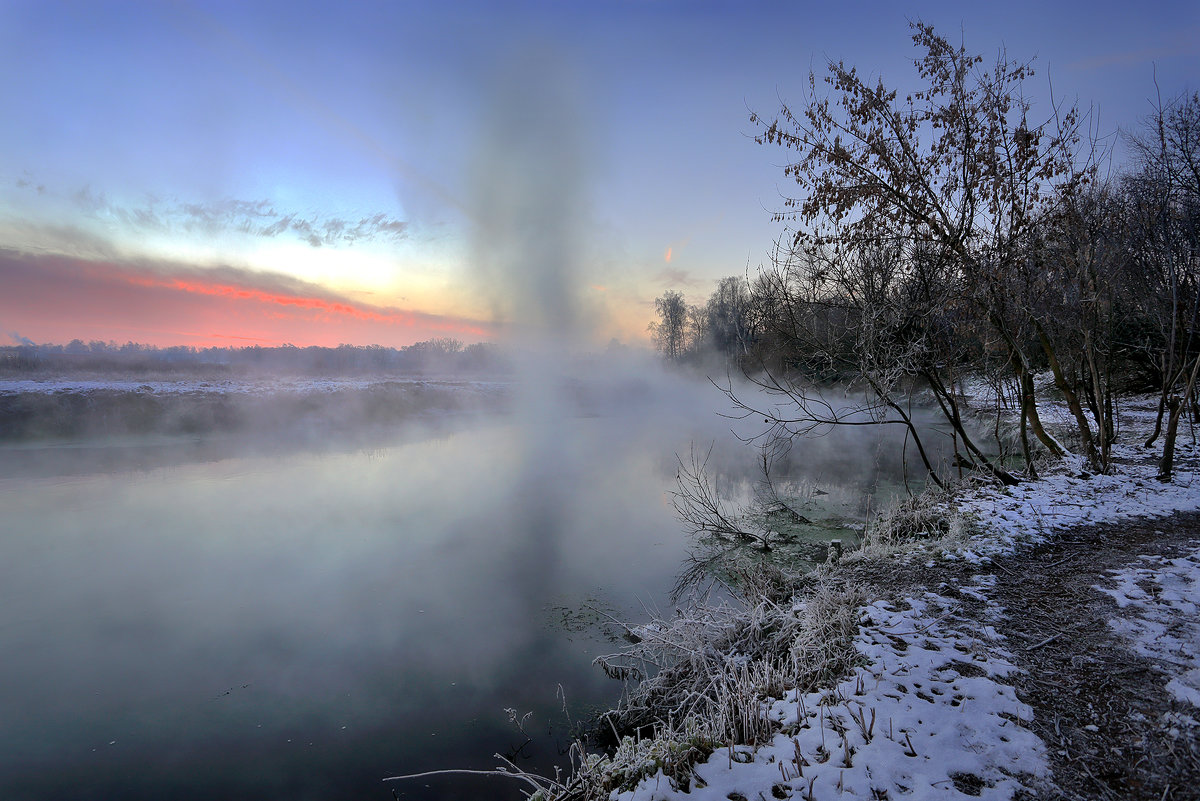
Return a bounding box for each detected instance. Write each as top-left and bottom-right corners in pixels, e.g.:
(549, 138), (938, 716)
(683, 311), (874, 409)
(0, 62), (762, 789)
(470, 45), (590, 350)
(0, 361), (980, 801)
(0, 373), (755, 799)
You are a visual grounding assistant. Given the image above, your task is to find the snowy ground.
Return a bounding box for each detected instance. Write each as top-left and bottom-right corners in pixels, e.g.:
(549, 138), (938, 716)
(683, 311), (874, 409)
(950, 395), (1200, 561)
(616, 585), (1047, 800)
(0, 375), (509, 396)
(611, 393), (1200, 801)
(1098, 547), (1200, 711)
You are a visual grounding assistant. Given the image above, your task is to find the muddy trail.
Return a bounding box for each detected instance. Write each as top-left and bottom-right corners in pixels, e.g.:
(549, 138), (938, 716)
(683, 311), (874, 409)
(833, 512), (1200, 800)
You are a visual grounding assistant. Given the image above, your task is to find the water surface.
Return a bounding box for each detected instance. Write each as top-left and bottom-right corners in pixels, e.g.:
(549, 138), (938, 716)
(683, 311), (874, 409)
(0, 376), (955, 800)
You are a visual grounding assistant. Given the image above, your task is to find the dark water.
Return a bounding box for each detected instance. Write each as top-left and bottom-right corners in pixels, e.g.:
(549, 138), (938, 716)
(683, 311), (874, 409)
(0, 377), (958, 800)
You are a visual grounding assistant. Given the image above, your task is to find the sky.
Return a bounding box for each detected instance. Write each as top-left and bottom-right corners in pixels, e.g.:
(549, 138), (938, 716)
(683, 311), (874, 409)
(1, 0), (1197, 349)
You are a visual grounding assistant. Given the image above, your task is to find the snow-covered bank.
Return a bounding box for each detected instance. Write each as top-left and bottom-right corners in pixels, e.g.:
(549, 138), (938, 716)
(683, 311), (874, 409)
(949, 395), (1199, 561)
(566, 393), (1200, 801)
(614, 585), (1046, 800)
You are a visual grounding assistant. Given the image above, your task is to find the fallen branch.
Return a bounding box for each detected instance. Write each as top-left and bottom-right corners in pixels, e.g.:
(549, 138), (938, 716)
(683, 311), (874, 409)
(1025, 633), (1063, 652)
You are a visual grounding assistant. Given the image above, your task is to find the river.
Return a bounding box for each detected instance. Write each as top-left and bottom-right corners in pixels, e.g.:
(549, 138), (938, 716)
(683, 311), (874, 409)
(0, 371), (946, 800)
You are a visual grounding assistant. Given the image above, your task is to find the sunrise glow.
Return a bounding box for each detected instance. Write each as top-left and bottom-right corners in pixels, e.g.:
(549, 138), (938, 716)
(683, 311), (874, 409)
(1, 2), (1195, 350)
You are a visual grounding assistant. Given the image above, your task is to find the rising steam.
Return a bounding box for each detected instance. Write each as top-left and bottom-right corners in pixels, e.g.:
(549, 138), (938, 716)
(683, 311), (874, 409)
(469, 44), (590, 351)
(467, 43), (596, 609)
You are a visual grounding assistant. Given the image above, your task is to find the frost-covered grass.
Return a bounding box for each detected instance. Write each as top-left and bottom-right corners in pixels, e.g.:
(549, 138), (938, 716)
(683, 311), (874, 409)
(595, 574), (868, 751)
(608, 586), (1046, 800)
(540, 570), (1049, 800)
(853, 484), (981, 560)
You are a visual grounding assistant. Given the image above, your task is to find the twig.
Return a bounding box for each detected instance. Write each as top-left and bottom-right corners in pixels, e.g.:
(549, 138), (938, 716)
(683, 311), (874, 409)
(382, 766), (546, 793)
(1026, 632), (1063, 651)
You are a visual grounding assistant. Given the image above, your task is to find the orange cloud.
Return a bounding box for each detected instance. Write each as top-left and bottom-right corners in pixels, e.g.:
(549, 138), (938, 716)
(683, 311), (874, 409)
(121, 273), (487, 333)
(664, 246), (673, 263)
(0, 248), (494, 347)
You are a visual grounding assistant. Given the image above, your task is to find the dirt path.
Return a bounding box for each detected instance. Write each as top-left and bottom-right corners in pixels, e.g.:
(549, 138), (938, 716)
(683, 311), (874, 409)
(838, 513), (1200, 799)
(987, 513), (1200, 801)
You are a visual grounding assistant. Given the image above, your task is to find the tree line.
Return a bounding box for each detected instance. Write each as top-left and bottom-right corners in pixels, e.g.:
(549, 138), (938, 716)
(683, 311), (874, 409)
(0, 338), (506, 376)
(651, 23), (1199, 483)
(647, 275), (757, 365)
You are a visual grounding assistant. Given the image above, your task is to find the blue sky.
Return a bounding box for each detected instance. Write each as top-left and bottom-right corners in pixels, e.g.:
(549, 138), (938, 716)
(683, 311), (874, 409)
(1, 0), (1197, 347)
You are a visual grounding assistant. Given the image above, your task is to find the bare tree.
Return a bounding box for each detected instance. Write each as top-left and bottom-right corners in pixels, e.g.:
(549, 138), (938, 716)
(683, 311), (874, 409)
(728, 240), (958, 486)
(747, 22), (1106, 474)
(706, 275), (756, 361)
(1125, 91), (1200, 480)
(686, 302), (709, 357)
(648, 290), (688, 360)
(1029, 178), (1130, 472)
(671, 444), (773, 550)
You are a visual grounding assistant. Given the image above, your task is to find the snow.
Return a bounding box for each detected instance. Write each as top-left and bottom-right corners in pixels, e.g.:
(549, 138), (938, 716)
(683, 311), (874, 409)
(924, 394), (1200, 563)
(615, 585), (1046, 800)
(951, 458), (1200, 560)
(0, 376), (509, 396)
(1097, 546), (1200, 708)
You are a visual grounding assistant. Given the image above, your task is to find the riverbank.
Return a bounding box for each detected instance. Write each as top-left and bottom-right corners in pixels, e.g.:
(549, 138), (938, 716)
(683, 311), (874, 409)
(543, 393), (1200, 800)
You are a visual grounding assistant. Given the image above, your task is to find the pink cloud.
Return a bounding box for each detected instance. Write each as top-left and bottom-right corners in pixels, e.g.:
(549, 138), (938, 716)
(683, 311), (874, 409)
(0, 248), (495, 347)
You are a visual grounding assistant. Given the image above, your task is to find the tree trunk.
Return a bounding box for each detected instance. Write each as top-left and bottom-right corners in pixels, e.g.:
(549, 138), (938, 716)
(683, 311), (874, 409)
(1021, 372), (1069, 459)
(1159, 395), (1182, 481)
(1162, 357), (1200, 480)
(1145, 385), (1167, 448)
(883, 397), (944, 489)
(1020, 392), (1038, 479)
(986, 310), (1067, 460)
(859, 370), (945, 488)
(923, 371), (1021, 486)
(1035, 323), (1102, 470)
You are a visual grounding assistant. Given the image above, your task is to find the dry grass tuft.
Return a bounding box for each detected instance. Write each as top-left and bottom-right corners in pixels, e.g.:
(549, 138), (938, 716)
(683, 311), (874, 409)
(525, 569), (868, 799)
(854, 485), (979, 558)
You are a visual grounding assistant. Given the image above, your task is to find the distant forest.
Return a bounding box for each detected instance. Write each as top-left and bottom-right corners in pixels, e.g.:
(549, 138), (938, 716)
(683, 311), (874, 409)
(0, 337), (507, 376)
